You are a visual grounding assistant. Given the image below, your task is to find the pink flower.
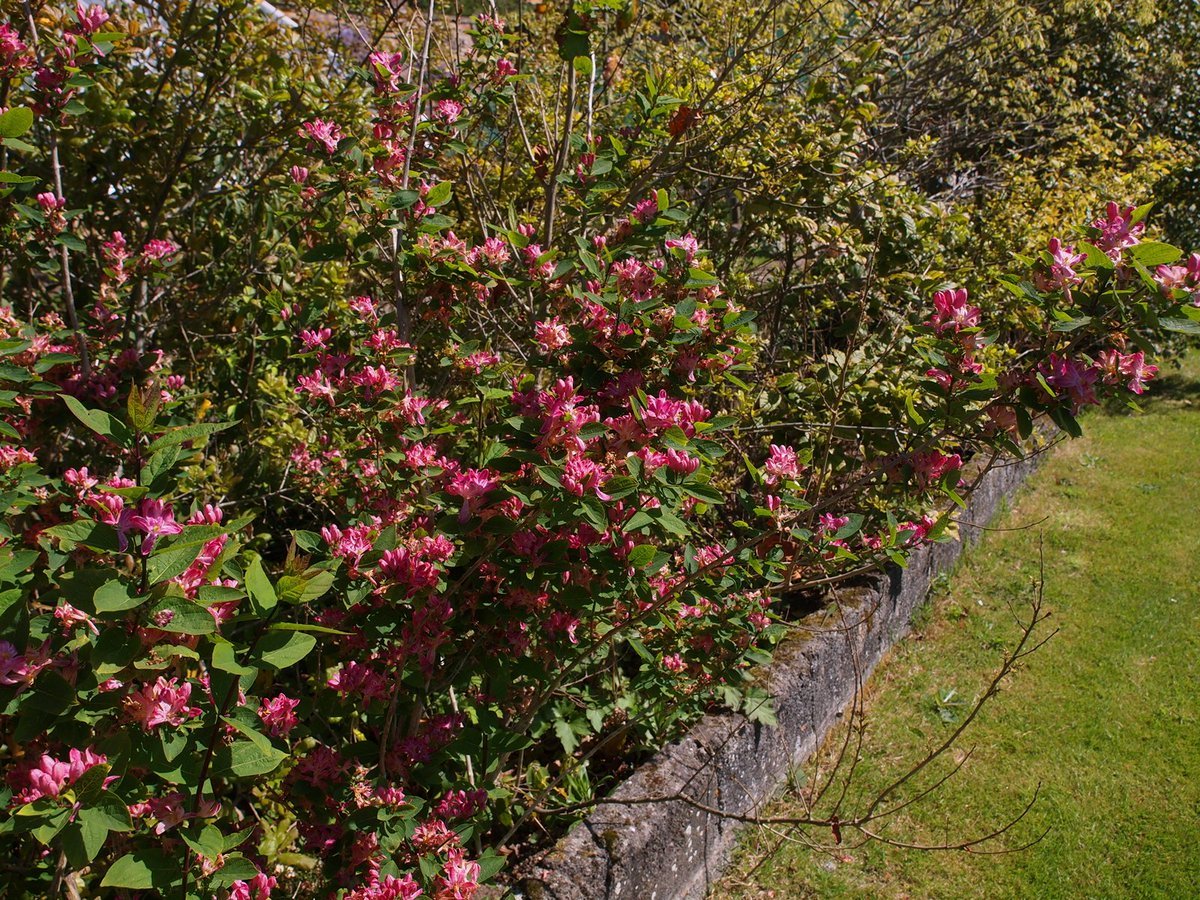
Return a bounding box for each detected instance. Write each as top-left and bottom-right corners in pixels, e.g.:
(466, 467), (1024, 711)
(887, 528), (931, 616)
(910, 449), (963, 489)
(126, 498), (183, 554)
(446, 468), (500, 522)
(327, 661), (388, 702)
(1092, 201), (1144, 259)
(141, 239), (178, 260)
(301, 119), (344, 155)
(545, 610), (581, 644)
(36, 191), (65, 212)
(74, 4), (110, 35)
(1041, 353), (1100, 413)
(818, 513), (850, 535)
(561, 456), (611, 500)
(434, 99), (464, 124)
(229, 873), (277, 900)
(54, 602), (98, 635)
(259, 693), (301, 737)
(435, 788), (487, 820)
(534, 317), (571, 353)
(349, 295), (378, 319)
(927, 288), (980, 334)
(125, 677), (202, 730)
(665, 233), (699, 263)
(0, 445), (36, 470)
(187, 503), (223, 525)
(368, 51), (405, 94)
(435, 848), (482, 899)
(290, 165), (309, 184)
(1034, 237), (1086, 293)
(763, 444), (802, 486)
(0, 640), (51, 687)
(492, 59), (518, 82)
(662, 653), (685, 672)
(1118, 351), (1157, 395)
(8, 747), (108, 805)
(630, 197), (659, 224)
(665, 448), (700, 474)
(344, 873), (424, 900)
(297, 369), (337, 406)
(0, 24), (32, 73)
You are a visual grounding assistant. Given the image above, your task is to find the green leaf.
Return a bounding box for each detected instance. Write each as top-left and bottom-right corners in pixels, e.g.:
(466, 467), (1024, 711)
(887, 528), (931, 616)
(0, 107), (33, 139)
(126, 383), (162, 433)
(221, 708), (275, 752)
(146, 420), (235, 452)
(211, 641), (255, 677)
(269, 622), (351, 635)
(245, 557), (277, 614)
(276, 569), (334, 604)
(1131, 241), (1182, 267)
(254, 630), (316, 670)
(85, 791), (134, 832)
(212, 740), (287, 779)
(101, 849), (179, 889)
(424, 181), (452, 207)
(60, 394), (133, 446)
(94, 578), (146, 613)
(145, 597), (215, 635)
(626, 543), (657, 568)
(1161, 317), (1200, 336)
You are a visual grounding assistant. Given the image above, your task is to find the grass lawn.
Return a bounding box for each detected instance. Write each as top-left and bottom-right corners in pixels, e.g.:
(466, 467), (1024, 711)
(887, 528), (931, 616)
(720, 352), (1200, 900)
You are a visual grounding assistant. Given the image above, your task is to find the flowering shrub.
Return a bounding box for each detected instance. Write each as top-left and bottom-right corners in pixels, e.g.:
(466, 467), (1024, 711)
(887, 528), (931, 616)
(1, 3), (1199, 897)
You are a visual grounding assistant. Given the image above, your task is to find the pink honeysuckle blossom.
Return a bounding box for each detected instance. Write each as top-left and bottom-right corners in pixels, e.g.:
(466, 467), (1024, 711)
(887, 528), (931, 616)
(1041, 353), (1100, 413)
(665, 233), (700, 263)
(327, 661), (389, 703)
(9, 747), (108, 804)
(561, 456), (612, 500)
(368, 50), (405, 94)
(545, 610), (580, 644)
(493, 58), (518, 82)
(446, 468), (500, 522)
(125, 498), (183, 554)
(259, 693), (301, 737)
(129, 790), (220, 835)
(630, 197), (658, 224)
(434, 99), (464, 124)
(125, 676), (202, 730)
(910, 449), (963, 489)
(343, 872), (424, 900)
(301, 118), (344, 155)
(927, 288), (980, 334)
(54, 602), (98, 635)
(1119, 350), (1158, 395)
(1092, 201), (1144, 258)
(74, 4), (110, 35)
(435, 788), (487, 820)
(141, 239), (177, 260)
(187, 503), (223, 525)
(0, 640), (51, 687)
(1034, 237), (1086, 294)
(763, 444), (802, 486)
(297, 369), (337, 406)
(534, 317), (571, 353)
(435, 848), (482, 899)
(0, 445), (36, 470)
(818, 513), (850, 535)
(229, 873), (278, 900)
